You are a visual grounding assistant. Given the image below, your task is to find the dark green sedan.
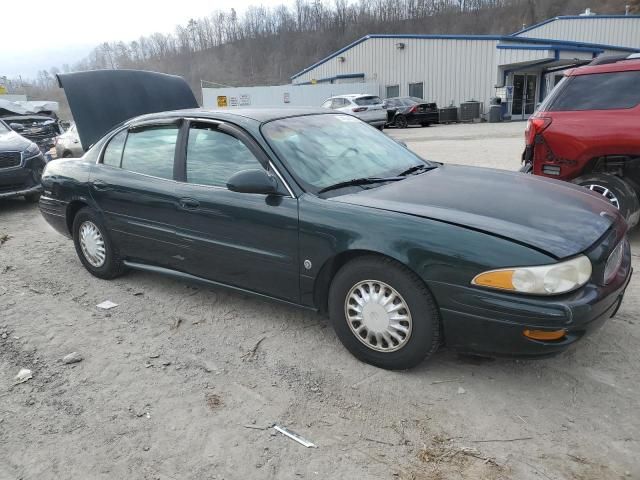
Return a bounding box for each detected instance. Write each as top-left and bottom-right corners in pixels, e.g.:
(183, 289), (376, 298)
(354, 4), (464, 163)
(39, 70), (631, 370)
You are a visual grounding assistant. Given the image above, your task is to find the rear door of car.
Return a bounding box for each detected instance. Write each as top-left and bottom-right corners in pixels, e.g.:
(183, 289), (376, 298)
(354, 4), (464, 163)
(88, 120), (186, 268)
(171, 119), (300, 302)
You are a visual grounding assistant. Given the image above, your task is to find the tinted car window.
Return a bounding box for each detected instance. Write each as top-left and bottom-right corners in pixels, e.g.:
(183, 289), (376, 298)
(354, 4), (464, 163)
(186, 125), (262, 188)
(121, 126), (177, 179)
(354, 96), (382, 106)
(102, 130), (127, 167)
(548, 71), (640, 111)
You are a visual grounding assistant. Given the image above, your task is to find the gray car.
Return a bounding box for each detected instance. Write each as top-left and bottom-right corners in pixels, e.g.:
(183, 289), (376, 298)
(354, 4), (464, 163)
(55, 123), (84, 158)
(321, 94), (387, 129)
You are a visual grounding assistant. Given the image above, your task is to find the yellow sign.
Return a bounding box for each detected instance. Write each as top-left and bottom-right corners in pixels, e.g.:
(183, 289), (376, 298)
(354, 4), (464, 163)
(217, 95), (228, 108)
(0, 86), (7, 94)
(311, 79), (317, 85)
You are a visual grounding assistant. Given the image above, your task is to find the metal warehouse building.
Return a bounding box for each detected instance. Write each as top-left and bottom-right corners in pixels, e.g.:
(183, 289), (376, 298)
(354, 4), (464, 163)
(291, 15), (640, 120)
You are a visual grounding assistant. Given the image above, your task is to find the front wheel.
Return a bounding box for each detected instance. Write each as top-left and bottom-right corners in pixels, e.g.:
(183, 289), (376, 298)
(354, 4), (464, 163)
(72, 207), (125, 279)
(328, 256), (441, 370)
(573, 173), (640, 227)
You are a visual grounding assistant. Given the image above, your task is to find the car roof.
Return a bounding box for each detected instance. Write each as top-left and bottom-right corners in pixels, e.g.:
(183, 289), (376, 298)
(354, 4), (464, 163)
(129, 107), (338, 124)
(330, 94), (377, 99)
(567, 58), (640, 76)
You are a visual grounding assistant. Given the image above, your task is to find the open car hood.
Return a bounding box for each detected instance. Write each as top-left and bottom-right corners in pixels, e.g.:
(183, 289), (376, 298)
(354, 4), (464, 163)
(57, 70), (199, 150)
(333, 164), (621, 259)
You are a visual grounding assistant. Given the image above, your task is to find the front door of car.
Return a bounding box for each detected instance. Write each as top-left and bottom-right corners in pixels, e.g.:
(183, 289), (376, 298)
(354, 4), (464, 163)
(172, 120), (300, 303)
(89, 122), (185, 268)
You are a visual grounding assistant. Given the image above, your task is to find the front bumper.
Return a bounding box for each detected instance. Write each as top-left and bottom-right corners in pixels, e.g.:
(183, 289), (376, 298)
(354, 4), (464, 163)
(0, 153), (45, 199)
(429, 247), (632, 357)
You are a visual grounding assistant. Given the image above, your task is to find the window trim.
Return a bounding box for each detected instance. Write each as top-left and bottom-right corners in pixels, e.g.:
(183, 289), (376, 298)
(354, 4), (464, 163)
(181, 117), (295, 198)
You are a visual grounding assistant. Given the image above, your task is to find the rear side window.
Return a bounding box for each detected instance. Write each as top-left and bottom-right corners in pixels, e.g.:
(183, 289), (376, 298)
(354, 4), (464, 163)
(548, 71), (640, 111)
(121, 126), (178, 180)
(102, 130), (127, 167)
(354, 96), (382, 106)
(186, 125), (263, 188)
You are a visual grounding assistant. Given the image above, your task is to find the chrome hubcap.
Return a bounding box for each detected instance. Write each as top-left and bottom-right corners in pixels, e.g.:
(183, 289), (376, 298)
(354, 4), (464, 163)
(344, 280), (412, 352)
(79, 221), (106, 268)
(585, 184), (620, 209)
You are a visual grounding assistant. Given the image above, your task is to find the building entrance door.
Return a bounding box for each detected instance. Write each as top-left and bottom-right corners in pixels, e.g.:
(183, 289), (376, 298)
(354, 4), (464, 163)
(511, 73), (538, 120)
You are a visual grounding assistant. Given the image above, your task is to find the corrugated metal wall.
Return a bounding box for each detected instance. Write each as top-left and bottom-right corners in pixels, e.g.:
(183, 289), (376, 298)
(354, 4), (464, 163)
(293, 38), (500, 108)
(516, 17), (640, 49)
(202, 82), (379, 109)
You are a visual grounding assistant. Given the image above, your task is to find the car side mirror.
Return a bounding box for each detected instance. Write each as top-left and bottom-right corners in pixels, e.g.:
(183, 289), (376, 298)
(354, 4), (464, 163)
(227, 169), (282, 195)
(9, 123), (24, 132)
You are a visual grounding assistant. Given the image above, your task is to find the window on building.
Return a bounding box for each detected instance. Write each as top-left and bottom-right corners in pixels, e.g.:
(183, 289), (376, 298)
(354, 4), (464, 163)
(548, 71), (640, 111)
(121, 126), (178, 180)
(186, 124), (263, 188)
(408, 82), (424, 100)
(102, 130), (127, 167)
(385, 85), (399, 98)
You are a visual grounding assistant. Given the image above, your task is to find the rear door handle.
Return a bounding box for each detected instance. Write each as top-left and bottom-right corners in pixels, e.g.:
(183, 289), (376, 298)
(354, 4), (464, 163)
(179, 198), (200, 210)
(91, 180), (110, 191)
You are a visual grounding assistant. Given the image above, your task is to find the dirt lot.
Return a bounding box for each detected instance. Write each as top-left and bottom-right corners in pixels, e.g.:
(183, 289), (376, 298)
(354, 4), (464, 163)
(1, 122), (639, 480)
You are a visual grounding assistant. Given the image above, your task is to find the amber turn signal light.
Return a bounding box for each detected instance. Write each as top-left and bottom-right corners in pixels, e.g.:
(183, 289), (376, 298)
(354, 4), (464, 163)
(523, 329), (566, 341)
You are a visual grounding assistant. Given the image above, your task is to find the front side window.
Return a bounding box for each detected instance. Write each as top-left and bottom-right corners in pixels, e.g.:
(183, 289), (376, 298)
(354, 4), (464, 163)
(262, 114), (431, 194)
(186, 124), (263, 188)
(546, 71), (640, 111)
(121, 125), (178, 179)
(102, 130), (127, 167)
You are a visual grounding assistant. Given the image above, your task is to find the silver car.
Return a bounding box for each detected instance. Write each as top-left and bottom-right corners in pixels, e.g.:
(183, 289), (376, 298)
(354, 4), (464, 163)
(54, 123), (84, 158)
(321, 94), (387, 129)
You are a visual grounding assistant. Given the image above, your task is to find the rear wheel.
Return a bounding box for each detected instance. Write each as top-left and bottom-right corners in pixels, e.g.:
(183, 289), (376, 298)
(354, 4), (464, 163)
(328, 256), (441, 370)
(376, 125), (384, 131)
(573, 173), (640, 227)
(394, 115), (408, 129)
(420, 122), (431, 127)
(72, 207), (125, 279)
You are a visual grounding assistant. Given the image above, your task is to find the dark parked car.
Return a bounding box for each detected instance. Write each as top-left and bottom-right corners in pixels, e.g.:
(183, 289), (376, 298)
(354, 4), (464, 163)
(40, 70), (631, 370)
(384, 97), (439, 128)
(0, 119), (46, 201)
(521, 55), (640, 227)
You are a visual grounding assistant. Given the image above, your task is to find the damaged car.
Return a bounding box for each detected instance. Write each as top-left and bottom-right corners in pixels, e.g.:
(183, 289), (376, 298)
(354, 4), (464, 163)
(0, 100), (62, 159)
(39, 70), (632, 370)
(0, 119), (46, 202)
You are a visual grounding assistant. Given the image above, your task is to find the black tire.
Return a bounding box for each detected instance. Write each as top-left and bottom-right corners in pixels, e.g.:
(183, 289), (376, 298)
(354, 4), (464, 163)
(573, 173), (640, 227)
(24, 193), (41, 203)
(394, 115), (408, 129)
(62, 151), (73, 158)
(420, 122), (431, 127)
(72, 207), (125, 279)
(328, 255), (441, 370)
(376, 124), (384, 131)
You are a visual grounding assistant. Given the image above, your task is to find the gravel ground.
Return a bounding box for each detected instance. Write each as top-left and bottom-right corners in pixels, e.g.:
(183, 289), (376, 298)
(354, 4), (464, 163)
(1, 121), (639, 480)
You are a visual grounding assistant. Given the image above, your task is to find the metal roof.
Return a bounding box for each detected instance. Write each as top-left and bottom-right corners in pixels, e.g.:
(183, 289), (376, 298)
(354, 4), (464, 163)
(511, 15), (640, 36)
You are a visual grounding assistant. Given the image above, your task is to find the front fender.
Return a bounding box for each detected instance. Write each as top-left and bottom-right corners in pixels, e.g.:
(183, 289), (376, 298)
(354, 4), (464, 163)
(298, 194), (554, 308)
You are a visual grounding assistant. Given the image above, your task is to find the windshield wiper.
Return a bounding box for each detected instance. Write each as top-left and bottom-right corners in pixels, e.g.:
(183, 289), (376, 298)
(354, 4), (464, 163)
(317, 176), (402, 194)
(397, 164), (437, 177)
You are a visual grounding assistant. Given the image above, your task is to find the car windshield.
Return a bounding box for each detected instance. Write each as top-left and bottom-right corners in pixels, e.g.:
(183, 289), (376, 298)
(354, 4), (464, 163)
(262, 114), (433, 194)
(354, 96), (382, 106)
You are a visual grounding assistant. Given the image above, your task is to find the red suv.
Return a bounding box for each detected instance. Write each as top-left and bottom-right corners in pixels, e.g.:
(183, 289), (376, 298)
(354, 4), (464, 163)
(521, 55), (640, 227)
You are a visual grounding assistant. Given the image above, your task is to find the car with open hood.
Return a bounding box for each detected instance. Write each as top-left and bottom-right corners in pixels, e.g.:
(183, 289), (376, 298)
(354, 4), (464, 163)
(0, 119), (46, 202)
(39, 70), (632, 370)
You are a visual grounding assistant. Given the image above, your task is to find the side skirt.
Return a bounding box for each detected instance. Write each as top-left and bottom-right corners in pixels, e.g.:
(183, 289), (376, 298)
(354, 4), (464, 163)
(123, 260), (318, 313)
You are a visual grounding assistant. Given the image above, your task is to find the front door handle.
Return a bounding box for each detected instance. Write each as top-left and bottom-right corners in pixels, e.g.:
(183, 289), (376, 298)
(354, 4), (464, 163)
(179, 198), (200, 210)
(91, 180), (110, 191)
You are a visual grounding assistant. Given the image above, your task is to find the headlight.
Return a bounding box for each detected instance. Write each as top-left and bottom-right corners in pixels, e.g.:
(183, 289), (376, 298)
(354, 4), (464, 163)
(23, 143), (40, 159)
(472, 255), (592, 295)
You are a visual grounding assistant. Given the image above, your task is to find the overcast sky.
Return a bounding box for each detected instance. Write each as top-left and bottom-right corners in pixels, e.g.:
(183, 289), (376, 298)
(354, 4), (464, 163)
(2, 0), (286, 79)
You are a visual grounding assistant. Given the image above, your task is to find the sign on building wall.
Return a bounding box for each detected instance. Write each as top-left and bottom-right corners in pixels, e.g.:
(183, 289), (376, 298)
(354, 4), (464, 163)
(217, 96), (228, 107)
(230, 96), (239, 107)
(239, 94), (251, 106)
(283, 92), (290, 103)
